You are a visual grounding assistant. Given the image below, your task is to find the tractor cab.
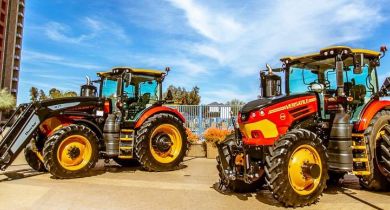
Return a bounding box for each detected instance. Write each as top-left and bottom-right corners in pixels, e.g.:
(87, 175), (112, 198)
(280, 46), (384, 122)
(97, 67), (168, 121)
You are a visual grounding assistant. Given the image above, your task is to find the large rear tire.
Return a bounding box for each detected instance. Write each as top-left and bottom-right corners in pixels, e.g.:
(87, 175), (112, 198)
(43, 124), (99, 179)
(265, 129), (328, 207)
(24, 142), (46, 172)
(216, 134), (264, 193)
(135, 113), (188, 171)
(359, 110), (390, 190)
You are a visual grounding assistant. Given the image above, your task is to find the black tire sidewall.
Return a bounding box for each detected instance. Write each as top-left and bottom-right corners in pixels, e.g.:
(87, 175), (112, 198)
(267, 129), (328, 207)
(282, 138), (328, 200)
(24, 142), (46, 172)
(362, 111), (390, 188)
(43, 125), (99, 178)
(136, 113), (188, 171)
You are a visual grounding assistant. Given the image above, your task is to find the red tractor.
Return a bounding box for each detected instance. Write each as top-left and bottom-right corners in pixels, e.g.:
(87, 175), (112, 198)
(217, 46), (390, 207)
(0, 67), (188, 178)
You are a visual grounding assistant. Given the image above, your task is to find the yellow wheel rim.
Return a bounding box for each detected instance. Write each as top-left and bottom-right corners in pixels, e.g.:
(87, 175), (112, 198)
(56, 135), (92, 171)
(149, 124), (182, 164)
(288, 144), (322, 196)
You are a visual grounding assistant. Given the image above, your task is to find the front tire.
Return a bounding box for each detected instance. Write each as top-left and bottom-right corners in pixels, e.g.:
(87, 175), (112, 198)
(43, 124), (99, 179)
(359, 110), (390, 190)
(265, 129), (328, 207)
(24, 142), (46, 172)
(135, 113), (188, 171)
(216, 134), (264, 192)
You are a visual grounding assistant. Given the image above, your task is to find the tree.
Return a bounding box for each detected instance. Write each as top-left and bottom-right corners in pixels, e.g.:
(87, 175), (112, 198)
(29, 87), (78, 102)
(163, 85), (201, 105)
(0, 89), (15, 111)
(30, 87), (39, 103)
(49, 88), (62, 99)
(187, 86), (200, 105)
(39, 90), (47, 101)
(226, 99), (245, 106)
(63, 91), (78, 97)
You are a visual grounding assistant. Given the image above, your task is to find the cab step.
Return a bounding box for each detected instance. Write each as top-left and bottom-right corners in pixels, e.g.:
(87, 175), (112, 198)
(118, 129), (135, 158)
(351, 133), (371, 176)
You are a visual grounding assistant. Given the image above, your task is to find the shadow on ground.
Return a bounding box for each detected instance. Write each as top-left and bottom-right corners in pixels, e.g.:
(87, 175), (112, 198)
(211, 182), (283, 207)
(1, 161), (188, 181)
(0, 165), (44, 182)
(212, 176), (390, 209)
(324, 177), (390, 210)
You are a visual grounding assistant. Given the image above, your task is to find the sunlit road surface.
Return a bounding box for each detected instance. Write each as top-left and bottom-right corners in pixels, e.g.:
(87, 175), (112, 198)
(0, 155), (389, 210)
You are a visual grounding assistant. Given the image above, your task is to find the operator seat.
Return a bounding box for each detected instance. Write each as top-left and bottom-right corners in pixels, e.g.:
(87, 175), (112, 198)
(349, 85), (366, 105)
(139, 93), (151, 106)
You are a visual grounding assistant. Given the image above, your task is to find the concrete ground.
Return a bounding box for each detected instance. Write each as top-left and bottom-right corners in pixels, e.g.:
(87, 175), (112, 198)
(1, 155), (389, 210)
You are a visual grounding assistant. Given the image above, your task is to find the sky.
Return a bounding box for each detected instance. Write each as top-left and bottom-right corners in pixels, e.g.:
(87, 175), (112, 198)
(18, 0), (390, 104)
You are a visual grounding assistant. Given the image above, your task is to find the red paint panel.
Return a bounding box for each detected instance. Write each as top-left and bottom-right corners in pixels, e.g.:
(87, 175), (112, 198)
(135, 106), (186, 128)
(355, 99), (390, 131)
(240, 95), (318, 146)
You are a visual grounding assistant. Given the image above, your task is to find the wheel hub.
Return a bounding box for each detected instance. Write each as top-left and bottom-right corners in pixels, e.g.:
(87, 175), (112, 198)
(302, 163), (321, 179)
(288, 145), (322, 195)
(67, 146), (81, 159)
(153, 134), (173, 152)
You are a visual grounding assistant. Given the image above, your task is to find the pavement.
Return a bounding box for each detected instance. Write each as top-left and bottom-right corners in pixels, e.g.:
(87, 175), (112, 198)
(1, 155), (390, 210)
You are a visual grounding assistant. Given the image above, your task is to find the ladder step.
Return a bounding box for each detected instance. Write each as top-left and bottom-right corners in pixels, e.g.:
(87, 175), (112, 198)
(353, 158), (369, 162)
(118, 156), (133, 159)
(121, 129), (134, 132)
(353, 171), (371, 176)
(352, 133), (365, 138)
(120, 146), (133, 149)
(352, 146), (367, 150)
(120, 138), (133, 141)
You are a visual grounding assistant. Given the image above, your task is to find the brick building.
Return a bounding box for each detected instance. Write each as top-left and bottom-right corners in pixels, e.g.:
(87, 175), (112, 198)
(0, 0), (25, 121)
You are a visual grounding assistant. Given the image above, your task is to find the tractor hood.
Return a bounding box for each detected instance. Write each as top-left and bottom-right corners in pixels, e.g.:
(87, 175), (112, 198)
(37, 96), (103, 113)
(241, 93), (316, 114)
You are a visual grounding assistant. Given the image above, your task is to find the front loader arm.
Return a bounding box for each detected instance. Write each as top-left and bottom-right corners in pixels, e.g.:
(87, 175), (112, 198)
(0, 103), (41, 170)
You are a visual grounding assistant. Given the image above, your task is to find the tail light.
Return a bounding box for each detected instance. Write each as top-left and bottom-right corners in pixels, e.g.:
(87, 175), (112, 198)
(104, 100), (111, 114)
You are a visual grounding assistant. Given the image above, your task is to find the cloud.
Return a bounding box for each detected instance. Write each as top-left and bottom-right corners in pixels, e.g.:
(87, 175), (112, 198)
(167, 0), (244, 42)
(43, 17), (130, 45)
(167, 0), (385, 75)
(45, 22), (89, 44)
(23, 50), (101, 70)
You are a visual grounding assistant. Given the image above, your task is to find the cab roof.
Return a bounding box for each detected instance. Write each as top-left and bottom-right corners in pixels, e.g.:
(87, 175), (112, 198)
(280, 46), (381, 65)
(97, 67), (165, 78)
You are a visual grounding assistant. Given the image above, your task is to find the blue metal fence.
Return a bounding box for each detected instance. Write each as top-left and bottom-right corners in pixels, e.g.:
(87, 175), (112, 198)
(166, 105), (242, 135)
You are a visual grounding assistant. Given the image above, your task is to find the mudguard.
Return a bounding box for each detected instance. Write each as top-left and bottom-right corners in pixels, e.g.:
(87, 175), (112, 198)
(355, 98), (390, 131)
(134, 106), (185, 129)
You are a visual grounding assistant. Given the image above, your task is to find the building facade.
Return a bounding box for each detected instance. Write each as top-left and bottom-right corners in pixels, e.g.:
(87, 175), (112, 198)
(0, 0), (25, 121)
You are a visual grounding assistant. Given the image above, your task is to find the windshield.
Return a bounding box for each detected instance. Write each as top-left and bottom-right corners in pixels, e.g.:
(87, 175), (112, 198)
(289, 67), (319, 94)
(139, 80), (158, 103)
(102, 78), (117, 99)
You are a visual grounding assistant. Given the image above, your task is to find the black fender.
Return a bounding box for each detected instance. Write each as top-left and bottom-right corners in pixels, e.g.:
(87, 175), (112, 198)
(73, 119), (105, 149)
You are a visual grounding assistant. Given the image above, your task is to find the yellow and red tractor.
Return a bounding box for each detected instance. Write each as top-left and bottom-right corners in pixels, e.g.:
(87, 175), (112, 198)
(0, 67), (188, 178)
(217, 46), (390, 207)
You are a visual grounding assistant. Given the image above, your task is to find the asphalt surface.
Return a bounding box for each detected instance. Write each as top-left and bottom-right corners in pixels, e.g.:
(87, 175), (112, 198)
(1, 155), (390, 210)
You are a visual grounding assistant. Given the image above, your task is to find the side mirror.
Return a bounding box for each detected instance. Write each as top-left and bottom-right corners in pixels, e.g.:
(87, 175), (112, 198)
(124, 73), (132, 87)
(353, 53), (364, 74)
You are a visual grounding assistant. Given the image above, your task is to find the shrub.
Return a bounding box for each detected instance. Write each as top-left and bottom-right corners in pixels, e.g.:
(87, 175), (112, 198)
(0, 89), (15, 111)
(186, 128), (200, 144)
(203, 127), (231, 146)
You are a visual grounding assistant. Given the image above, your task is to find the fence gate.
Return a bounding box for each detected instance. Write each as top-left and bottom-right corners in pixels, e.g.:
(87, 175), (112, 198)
(166, 105), (242, 136)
